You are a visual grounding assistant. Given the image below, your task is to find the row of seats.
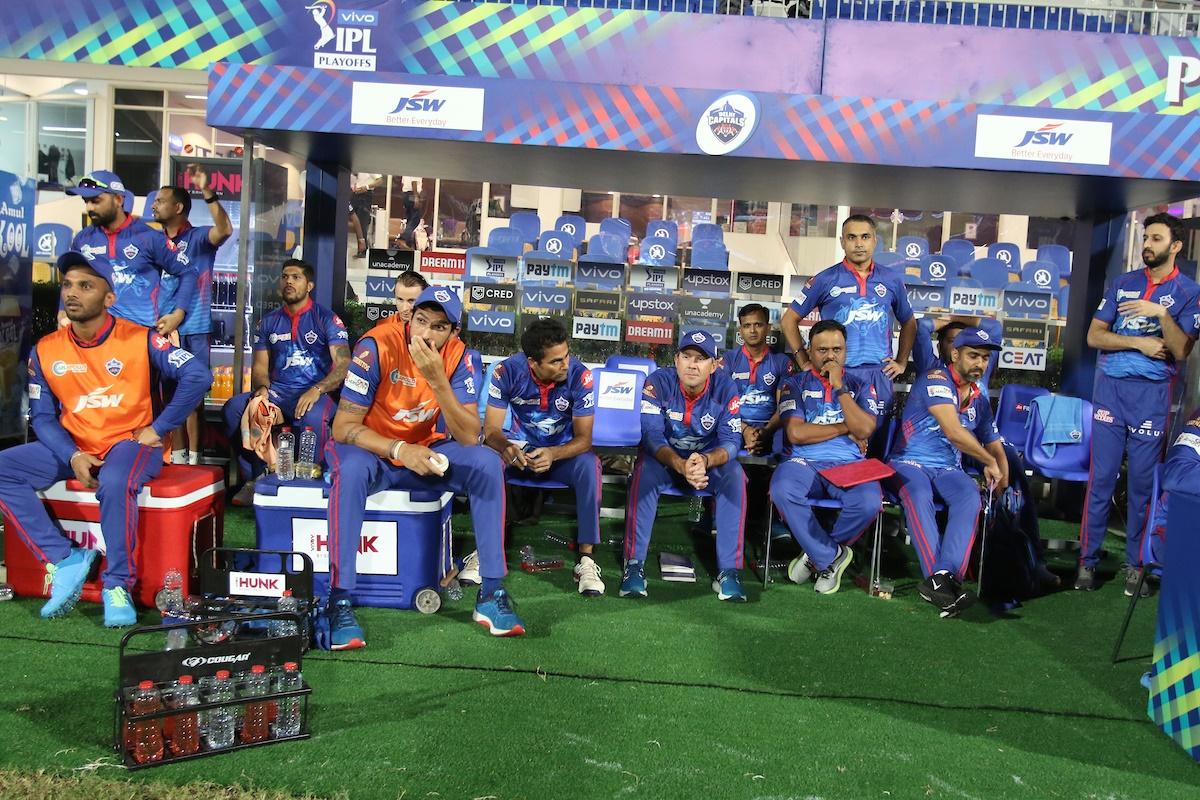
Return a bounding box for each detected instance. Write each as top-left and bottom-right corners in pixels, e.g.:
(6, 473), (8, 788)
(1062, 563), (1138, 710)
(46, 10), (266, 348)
(884, 238), (1071, 277)
(907, 278), (1069, 319)
(899, 255), (1067, 292)
(810, 1), (1138, 34)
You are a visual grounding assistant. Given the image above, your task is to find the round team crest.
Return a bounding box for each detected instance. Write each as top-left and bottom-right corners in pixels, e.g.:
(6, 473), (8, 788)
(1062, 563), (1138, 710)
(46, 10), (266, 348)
(434, 289), (451, 303)
(554, 396), (570, 411)
(977, 330), (990, 341)
(695, 92), (760, 156)
(691, 332), (707, 344)
(105, 358), (123, 376)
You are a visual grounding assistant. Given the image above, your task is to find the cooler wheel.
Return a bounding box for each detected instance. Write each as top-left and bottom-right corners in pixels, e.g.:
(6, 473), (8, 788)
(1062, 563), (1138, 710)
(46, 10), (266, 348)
(414, 588), (441, 614)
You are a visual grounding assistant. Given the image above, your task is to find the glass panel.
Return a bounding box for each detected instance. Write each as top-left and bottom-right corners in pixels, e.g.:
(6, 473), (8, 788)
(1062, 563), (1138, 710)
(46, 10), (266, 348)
(665, 196), (713, 242)
(388, 177), (435, 248)
(788, 204), (838, 237)
(580, 191), (613, 224)
(618, 194), (663, 240)
(487, 183), (512, 219)
(166, 112), (214, 160)
(168, 91), (209, 111)
(1026, 217), (1076, 251)
(435, 179), (482, 249)
(0, 103), (29, 178)
(947, 212), (999, 246)
(113, 108), (163, 196)
(732, 200), (768, 234)
(36, 102), (87, 189)
(715, 198), (735, 232)
(115, 88), (163, 107)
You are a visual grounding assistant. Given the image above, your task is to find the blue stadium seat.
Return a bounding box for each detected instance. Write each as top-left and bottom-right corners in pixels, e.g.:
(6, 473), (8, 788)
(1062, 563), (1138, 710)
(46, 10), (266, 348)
(995, 384), (1050, 454)
(897, 235), (928, 263)
(590, 368), (646, 450)
(1021, 260), (1060, 291)
(605, 355), (657, 376)
(874, 251), (903, 267)
(486, 227), (525, 258)
(554, 214), (587, 249)
(1037, 244), (1072, 279)
(1057, 284), (1070, 319)
(988, 242), (1021, 272)
(970, 257), (1011, 289)
(691, 239), (729, 270)
(919, 253), (954, 284)
(599, 217), (632, 242)
(636, 238), (677, 267)
(692, 222), (724, 244)
(940, 238), (977, 266)
(646, 219), (679, 242)
(535, 231), (574, 260)
(583, 233), (626, 264)
(1024, 396), (1093, 483)
(508, 212), (542, 246)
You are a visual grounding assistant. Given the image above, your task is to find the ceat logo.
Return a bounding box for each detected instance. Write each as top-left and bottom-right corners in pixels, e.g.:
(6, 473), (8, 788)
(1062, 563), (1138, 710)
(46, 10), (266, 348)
(73, 385), (124, 413)
(1015, 123), (1073, 148)
(389, 88), (446, 114)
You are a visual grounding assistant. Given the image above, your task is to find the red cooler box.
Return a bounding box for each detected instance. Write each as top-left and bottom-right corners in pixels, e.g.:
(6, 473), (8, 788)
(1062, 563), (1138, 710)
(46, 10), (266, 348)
(2, 465), (224, 607)
(252, 476), (452, 609)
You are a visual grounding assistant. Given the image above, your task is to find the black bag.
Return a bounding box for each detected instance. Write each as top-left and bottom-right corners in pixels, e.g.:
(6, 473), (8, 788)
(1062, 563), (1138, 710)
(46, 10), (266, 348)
(979, 488), (1040, 605)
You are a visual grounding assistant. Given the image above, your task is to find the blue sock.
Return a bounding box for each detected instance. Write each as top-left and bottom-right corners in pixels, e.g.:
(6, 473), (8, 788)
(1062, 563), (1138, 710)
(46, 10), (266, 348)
(480, 577), (502, 599)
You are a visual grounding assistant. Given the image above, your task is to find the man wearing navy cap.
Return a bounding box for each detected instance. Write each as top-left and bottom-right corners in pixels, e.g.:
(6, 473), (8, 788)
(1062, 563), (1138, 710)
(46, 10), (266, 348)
(887, 327), (1007, 617)
(621, 329), (748, 602)
(327, 286), (523, 645)
(67, 170), (198, 334)
(0, 251), (209, 627)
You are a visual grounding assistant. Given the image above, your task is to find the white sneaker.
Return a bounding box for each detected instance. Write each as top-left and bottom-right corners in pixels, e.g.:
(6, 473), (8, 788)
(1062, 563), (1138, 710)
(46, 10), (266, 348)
(813, 546), (853, 595)
(574, 555), (605, 597)
(187, 450), (200, 465)
(171, 448), (188, 464)
(458, 550), (480, 585)
(787, 552), (814, 584)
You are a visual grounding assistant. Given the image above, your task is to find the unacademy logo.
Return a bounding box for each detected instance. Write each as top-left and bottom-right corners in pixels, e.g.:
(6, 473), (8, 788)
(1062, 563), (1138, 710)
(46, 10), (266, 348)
(1015, 123), (1072, 148)
(390, 89), (447, 114)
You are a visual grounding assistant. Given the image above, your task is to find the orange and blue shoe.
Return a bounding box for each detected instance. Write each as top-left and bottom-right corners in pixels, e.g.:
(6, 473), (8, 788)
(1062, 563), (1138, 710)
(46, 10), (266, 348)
(473, 589), (526, 637)
(328, 597), (366, 650)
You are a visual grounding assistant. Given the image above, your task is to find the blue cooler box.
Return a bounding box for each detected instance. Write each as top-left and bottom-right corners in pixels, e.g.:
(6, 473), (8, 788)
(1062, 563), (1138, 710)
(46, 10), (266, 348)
(253, 476), (452, 609)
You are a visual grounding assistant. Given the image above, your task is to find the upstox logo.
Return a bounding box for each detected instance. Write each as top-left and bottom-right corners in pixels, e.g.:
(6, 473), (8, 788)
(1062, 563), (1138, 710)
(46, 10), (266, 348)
(1014, 123), (1072, 149)
(389, 89), (446, 114)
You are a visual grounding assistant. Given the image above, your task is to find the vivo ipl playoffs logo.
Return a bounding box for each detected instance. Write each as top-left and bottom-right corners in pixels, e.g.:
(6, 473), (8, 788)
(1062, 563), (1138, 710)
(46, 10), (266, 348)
(696, 93), (760, 156)
(306, 0), (378, 71)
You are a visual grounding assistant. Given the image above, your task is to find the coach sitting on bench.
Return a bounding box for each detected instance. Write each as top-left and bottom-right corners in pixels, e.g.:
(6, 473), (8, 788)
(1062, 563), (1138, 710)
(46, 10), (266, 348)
(0, 251), (209, 627)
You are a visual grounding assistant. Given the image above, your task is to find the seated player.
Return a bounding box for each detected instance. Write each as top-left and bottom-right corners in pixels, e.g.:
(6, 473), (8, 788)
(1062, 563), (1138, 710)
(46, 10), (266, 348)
(1135, 409), (1200, 597)
(722, 303), (792, 455)
(0, 252), (209, 626)
(914, 317), (1059, 591)
(769, 320), (881, 594)
(325, 287), (523, 647)
(222, 259), (350, 503)
(887, 327), (1007, 617)
(482, 317), (603, 596)
(621, 329), (748, 602)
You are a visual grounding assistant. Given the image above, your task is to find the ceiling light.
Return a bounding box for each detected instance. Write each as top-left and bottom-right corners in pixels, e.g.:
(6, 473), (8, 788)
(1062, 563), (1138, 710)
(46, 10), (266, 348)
(73, 88), (88, 96)
(184, 94), (208, 101)
(42, 126), (87, 132)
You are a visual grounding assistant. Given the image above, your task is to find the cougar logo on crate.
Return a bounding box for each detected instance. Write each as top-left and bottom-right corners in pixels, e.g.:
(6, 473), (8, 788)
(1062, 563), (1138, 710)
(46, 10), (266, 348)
(181, 652), (252, 669)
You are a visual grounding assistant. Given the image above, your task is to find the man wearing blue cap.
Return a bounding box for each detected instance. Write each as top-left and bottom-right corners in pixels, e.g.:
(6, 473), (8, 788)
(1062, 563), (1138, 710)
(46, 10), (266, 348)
(326, 286), (523, 645)
(887, 327), (1007, 617)
(0, 251), (210, 626)
(67, 170), (198, 334)
(621, 328), (748, 602)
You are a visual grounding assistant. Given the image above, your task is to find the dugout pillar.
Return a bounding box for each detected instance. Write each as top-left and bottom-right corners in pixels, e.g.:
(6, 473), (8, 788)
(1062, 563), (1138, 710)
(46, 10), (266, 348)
(303, 161), (351, 317)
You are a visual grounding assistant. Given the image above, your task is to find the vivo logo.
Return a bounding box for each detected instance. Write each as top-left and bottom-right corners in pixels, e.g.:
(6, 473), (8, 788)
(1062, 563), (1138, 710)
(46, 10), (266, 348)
(467, 310), (516, 333)
(522, 289), (569, 310)
(337, 9), (379, 27)
(578, 264), (623, 283)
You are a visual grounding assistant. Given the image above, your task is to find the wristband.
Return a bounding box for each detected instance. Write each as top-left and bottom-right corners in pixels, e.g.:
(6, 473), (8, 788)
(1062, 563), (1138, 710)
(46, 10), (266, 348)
(701, 453), (710, 469)
(835, 387), (851, 398)
(389, 440), (406, 460)
(204, 193), (219, 203)
(69, 450), (85, 463)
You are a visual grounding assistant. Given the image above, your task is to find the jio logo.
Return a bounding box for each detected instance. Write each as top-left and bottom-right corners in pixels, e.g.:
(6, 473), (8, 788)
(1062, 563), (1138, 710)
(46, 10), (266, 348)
(1034, 269), (1052, 287)
(929, 261), (947, 279)
(904, 242), (922, 258)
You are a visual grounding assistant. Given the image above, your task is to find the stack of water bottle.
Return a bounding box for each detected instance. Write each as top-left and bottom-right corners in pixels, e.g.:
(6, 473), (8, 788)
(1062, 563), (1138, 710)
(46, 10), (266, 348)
(276, 425), (321, 481)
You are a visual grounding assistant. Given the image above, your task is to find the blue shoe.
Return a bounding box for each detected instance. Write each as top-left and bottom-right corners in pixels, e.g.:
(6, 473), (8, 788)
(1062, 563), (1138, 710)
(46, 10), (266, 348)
(619, 560), (647, 598)
(39, 548), (99, 619)
(473, 589), (526, 637)
(328, 597), (366, 650)
(712, 569), (747, 603)
(102, 587), (137, 628)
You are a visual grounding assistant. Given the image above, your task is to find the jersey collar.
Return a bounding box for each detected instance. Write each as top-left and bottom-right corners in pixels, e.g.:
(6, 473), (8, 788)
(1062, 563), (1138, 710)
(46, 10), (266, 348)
(165, 220), (193, 248)
(947, 364), (981, 410)
(69, 313), (115, 348)
(841, 258), (874, 295)
(741, 345), (767, 381)
(101, 214), (136, 236)
(808, 367), (834, 400)
(526, 361), (561, 410)
(283, 297), (313, 320)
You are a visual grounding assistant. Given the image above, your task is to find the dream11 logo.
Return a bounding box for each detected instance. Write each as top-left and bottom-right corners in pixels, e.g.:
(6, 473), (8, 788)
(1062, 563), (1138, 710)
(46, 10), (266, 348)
(306, 0), (378, 71)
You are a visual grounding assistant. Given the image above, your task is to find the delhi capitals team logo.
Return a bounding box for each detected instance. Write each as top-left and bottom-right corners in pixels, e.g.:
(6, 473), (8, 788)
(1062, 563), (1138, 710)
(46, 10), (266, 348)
(105, 358), (123, 376)
(707, 102), (745, 144)
(305, 330), (319, 345)
(695, 92), (760, 156)
(700, 413), (716, 431)
(555, 396), (570, 411)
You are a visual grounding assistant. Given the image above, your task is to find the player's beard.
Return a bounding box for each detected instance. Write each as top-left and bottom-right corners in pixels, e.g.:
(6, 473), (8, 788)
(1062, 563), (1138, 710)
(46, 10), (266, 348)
(1143, 246), (1172, 269)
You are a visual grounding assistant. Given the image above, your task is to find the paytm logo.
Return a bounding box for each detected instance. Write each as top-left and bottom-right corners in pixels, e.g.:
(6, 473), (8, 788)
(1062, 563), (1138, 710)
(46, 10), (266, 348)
(1014, 123), (1072, 149)
(389, 89), (447, 114)
(1166, 56), (1200, 105)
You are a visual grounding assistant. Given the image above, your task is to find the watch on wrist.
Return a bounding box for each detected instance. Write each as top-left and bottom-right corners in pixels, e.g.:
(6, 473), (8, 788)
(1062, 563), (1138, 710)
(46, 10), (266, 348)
(204, 192), (219, 203)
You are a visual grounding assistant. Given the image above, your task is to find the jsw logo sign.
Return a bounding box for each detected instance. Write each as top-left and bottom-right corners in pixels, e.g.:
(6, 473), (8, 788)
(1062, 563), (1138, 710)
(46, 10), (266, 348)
(392, 400), (438, 423)
(111, 270), (136, 286)
(603, 382), (633, 395)
(1015, 123), (1072, 148)
(390, 89), (446, 114)
(73, 386), (123, 413)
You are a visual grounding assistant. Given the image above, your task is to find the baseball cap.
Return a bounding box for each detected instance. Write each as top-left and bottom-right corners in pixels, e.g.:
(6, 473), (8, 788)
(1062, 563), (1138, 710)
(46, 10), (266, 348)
(414, 285), (462, 327)
(953, 326), (1001, 352)
(678, 328), (720, 360)
(57, 250), (115, 290)
(66, 170), (133, 207)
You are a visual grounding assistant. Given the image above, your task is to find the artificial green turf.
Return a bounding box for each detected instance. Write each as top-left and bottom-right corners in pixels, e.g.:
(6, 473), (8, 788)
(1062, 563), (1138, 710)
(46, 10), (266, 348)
(0, 501), (1196, 799)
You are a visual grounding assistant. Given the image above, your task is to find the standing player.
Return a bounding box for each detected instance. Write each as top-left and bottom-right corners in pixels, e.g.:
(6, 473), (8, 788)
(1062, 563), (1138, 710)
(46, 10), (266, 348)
(1079, 213), (1199, 592)
(621, 330), (748, 602)
(0, 252), (209, 626)
(482, 317), (603, 596)
(887, 327), (1007, 617)
(769, 320), (881, 594)
(326, 287), (522, 646)
(780, 215), (916, 418)
(67, 170), (197, 334)
(222, 259), (350, 504)
(722, 303), (792, 455)
(392, 270), (428, 322)
(151, 171), (234, 464)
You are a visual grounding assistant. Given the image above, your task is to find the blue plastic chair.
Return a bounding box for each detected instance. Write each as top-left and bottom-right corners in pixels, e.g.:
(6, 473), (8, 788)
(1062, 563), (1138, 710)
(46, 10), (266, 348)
(636, 238), (677, 267)
(508, 212), (542, 246)
(940, 238), (977, 266)
(988, 242), (1021, 272)
(1021, 260), (1060, 291)
(646, 220), (679, 242)
(590, 368), (646, 450)
(32, 222), (73, 260)
(599, 217), (632, 242)
(1057, 284), (1070, 319)
(581, 233), (625, 264)
(484, 227), (525, 258)
(918, 254), (954, 285)
(691, 239), (729, 270)
(554, 214), (587, 248)
(1023, 396), (1093, 483)
(692, 222), (724, 244)
(1037, 244), (1072, 279)
(535, 231), (574, 260)
(897, 235), (928, 263)
(967, 257), (1010, 289)
(874, 251), (903, 267)
(478, 358), (514, 432)
(995, 384), (1050, 454)
(605, 355), (657, 376)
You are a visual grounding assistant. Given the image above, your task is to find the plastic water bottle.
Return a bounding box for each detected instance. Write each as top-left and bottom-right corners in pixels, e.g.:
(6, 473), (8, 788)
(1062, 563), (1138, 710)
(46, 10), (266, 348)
(297, 426), (317, 479)
(240, 664), (274, 743)
(277, 427), (296, 482)
(203, 670), (236, 750)
(129, 681), (164, 764)
(272, 662), (303, 738)
(155, 569), (188, 650)
(688, 496), (704, 524)
(267, 590), (301, 639)
(167, 675), (201, 756)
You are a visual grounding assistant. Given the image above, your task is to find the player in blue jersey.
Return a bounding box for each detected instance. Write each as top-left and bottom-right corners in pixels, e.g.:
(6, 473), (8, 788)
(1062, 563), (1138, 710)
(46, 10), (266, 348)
(621, 329), (748, 602)
(66, 170), (197, 333)
(152, 171), (234, 465)
(769, 320), (881, 594)
(482, 317), (603, 596)
(223, 259), (350, 504)
(888, 327), (1008, 617)
(1078, 213), (1200, 593)
(780, 215), (916, 417)
(1138, 409), (1200, 598)
(722, 303), (793, 455)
